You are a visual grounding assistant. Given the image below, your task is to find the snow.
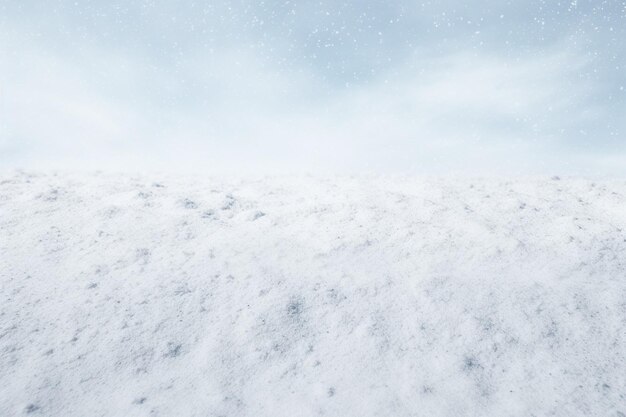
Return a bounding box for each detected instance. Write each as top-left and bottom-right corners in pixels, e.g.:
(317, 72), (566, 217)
(1, 172), (625, 417)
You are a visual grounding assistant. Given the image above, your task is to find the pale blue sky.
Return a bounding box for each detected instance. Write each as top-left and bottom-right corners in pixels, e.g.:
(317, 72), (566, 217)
(1, 1), (625, 174)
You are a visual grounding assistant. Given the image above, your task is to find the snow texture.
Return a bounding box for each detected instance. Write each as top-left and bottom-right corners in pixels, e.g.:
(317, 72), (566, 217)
(1, 172), (625, 417)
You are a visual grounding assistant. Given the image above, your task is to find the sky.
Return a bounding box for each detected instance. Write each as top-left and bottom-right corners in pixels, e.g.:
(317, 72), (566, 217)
(1, 0), (625, 175)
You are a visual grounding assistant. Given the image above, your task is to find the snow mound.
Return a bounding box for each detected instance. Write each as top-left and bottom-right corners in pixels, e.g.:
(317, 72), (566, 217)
(1, 172), (625, 417)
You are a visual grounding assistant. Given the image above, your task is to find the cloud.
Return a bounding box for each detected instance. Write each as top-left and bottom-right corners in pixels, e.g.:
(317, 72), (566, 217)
(0, 18), (622, 176)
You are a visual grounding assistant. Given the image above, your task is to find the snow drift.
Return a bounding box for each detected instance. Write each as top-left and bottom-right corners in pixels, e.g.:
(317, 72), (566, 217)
(1, 172), (625, 416)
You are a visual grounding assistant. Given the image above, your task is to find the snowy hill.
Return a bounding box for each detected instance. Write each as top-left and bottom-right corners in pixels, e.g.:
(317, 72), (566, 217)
(1, 172), (625, 417)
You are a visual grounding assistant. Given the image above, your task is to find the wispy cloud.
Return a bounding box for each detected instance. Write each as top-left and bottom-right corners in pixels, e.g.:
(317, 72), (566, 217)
(1, 2), (624, 175)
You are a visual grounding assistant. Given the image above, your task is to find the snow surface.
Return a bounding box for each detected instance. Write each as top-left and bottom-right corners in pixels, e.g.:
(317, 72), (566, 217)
(1, 172), (625, 417)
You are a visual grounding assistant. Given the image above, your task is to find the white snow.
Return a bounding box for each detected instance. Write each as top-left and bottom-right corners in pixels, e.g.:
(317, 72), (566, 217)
(1, 172), (625, 416)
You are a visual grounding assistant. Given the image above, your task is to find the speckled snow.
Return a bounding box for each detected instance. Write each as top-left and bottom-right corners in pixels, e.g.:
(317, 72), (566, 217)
(1, 172), (625, 417)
